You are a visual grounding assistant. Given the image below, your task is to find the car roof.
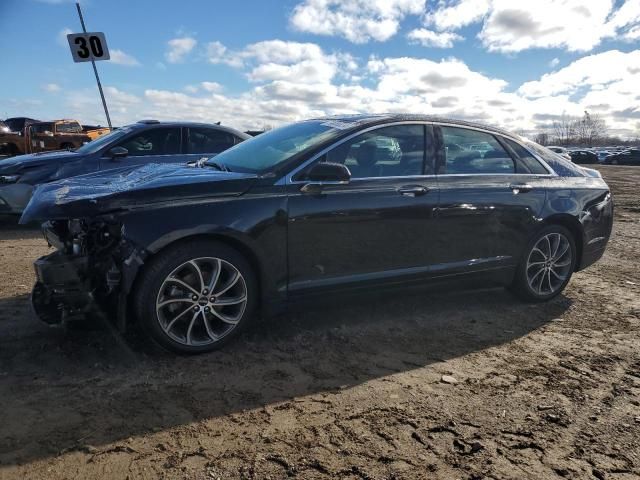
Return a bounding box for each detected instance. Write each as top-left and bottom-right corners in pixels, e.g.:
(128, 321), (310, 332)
(308, 113), (522, 140)
(124, 120), (249, 138)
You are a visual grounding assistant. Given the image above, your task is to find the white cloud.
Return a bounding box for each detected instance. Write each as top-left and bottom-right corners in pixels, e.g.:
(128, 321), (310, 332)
(407, 28), (463, 48)
(425, 0), (491, 31)
(479, 0), (615, 53)
(518, 50), (640, 98)
(548, 57), (560, 68)
(44, 33), (640, 139)
(201, 81), (223, 92)
(165, 37), (197, 63)
(290, 0), (426, 43)
(41, 83), (61, 92)
(423, 0), (640, 53)
(206, 39), (355, 85)
(57, 27), (73, 46)
(110, 49), (140, 66)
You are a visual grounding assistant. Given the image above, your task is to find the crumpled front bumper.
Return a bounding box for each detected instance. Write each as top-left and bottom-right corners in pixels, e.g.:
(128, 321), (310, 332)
(31, 251), (94, 324)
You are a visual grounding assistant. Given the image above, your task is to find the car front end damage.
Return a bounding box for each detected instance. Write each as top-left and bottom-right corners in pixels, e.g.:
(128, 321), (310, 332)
(32, 217), (145, 328)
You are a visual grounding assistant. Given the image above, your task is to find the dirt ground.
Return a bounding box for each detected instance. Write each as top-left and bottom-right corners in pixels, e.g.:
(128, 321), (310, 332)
(0, 166), (638, 480)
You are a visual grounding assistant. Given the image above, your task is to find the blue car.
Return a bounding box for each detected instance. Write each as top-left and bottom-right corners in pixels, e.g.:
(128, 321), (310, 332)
(0, 120), (249, 215)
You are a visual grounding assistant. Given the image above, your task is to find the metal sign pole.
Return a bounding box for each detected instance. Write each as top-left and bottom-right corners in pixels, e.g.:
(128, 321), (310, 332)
(75, 2), (112, 130)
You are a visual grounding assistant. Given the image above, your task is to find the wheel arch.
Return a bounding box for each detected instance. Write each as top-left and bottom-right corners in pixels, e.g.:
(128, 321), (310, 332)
(540, 214), (584, 270)
(127, 233), (265, 318)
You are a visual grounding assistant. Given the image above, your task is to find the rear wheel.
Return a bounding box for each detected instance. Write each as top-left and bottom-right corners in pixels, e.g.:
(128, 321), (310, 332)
(60, 143), (74, 150)
(511, 225), (576, 302)
(134, 240), (257, 354)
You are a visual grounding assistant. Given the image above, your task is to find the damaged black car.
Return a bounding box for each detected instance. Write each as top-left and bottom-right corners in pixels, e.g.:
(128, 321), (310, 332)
(22, 115), (614, 354)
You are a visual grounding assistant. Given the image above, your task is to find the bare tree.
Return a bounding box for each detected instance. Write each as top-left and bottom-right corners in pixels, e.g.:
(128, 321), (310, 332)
(576, 111), (607, 146)
(534, 132), (550, 146)
(552, 113), (578, 146)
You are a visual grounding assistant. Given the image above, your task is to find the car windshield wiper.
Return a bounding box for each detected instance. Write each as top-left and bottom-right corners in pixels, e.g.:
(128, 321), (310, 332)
(204, 160), (231, 172)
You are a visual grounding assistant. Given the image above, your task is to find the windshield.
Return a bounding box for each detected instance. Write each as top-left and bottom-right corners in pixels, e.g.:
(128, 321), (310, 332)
(208, 120), (342, 173)
(74, 127), (131, 154)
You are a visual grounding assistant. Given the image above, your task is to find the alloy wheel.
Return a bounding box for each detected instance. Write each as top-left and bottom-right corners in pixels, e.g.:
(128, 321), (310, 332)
(155, 257), (248, 346)
(526, 232), (572, 296)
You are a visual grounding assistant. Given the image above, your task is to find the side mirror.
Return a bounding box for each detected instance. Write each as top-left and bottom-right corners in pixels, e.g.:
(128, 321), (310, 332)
(300, 162), (351, 193)
(108, 146), (128, 160)
(306, 162), (351, 182)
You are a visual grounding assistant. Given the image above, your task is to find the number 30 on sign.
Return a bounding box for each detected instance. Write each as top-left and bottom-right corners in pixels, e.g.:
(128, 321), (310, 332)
(67, 32), (110, 62)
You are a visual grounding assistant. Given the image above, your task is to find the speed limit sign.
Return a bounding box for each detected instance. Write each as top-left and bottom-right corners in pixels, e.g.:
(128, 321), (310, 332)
(67, 32), (110, 62)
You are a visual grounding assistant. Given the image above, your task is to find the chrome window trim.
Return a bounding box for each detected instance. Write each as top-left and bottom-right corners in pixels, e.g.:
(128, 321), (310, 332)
(279, 121), (558, 185)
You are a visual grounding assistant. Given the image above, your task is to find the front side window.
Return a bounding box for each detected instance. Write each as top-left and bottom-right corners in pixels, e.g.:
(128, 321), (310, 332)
(323, 125), (426, 178)
(440, 127), (514, 174)
(117, 128), (181, 156)
(188, 128), (236, 154)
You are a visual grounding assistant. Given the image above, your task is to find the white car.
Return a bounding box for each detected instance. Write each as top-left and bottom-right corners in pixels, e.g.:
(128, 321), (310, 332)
(547, 146), (572, 161)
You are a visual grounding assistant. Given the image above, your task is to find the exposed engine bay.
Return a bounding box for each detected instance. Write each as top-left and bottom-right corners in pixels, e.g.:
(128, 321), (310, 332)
(32, 218), (143, 327)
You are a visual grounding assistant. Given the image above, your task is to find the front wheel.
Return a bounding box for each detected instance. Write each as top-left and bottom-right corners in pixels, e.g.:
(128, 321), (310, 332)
(133, 240), (257, 354)
(511, 226), (576, 302)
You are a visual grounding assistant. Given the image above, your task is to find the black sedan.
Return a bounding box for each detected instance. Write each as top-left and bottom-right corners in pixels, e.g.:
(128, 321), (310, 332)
(602, 148), (640, 165)
(569, 150), (598, 164)
(22, 115), (613, 354)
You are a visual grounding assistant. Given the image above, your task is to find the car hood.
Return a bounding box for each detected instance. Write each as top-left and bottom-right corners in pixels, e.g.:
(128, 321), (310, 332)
(0, 150), (78, 173)
(20, 163), (258, 224)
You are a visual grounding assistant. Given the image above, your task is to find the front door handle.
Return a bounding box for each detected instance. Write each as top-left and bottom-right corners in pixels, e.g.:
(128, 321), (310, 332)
(510, 183), (533, 194)
(398, 185), (429, 197)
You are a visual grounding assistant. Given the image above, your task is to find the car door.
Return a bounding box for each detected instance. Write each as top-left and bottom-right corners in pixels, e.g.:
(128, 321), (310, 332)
(100, 126), (187, 170)
(184, 127), (240, 164)
(434, 125), (548, 275)
(29, 123), (57, 152)
(286, 124), (440, 296)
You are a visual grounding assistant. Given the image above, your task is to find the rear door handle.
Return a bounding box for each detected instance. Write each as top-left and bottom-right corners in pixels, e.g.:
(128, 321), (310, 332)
(510, 183), (533, 194)
(398, 185), (429, 197)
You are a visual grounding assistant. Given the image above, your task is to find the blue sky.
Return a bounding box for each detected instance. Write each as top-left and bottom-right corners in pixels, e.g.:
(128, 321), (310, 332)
(0, 0), (639, 136)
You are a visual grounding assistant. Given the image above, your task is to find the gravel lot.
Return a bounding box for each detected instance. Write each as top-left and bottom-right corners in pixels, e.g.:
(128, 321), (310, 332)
(0, 166), (638, 480)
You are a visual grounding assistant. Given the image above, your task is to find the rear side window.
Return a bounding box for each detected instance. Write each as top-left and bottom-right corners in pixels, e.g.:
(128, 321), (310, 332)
(524, 141), (586, 177)
(440, 127), (514, 174)
(188, 128), (236, 154)
(503, 138), (549, 174)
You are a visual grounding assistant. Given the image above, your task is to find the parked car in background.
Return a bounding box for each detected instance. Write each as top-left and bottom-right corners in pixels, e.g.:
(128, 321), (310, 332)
(602, 148), (640, 165)
(22, 114), (613, 354)
(546, 146), (572, 161)
(569, 150), (599, 164)
(0, 120), (249, 214)
(595, 150), (611, 162)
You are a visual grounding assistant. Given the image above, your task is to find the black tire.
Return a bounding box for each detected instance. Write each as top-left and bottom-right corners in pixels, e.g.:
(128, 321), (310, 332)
(60, 143), (74, 151)
(510, 225), (577, 302)
(133, 240), (258, 354)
